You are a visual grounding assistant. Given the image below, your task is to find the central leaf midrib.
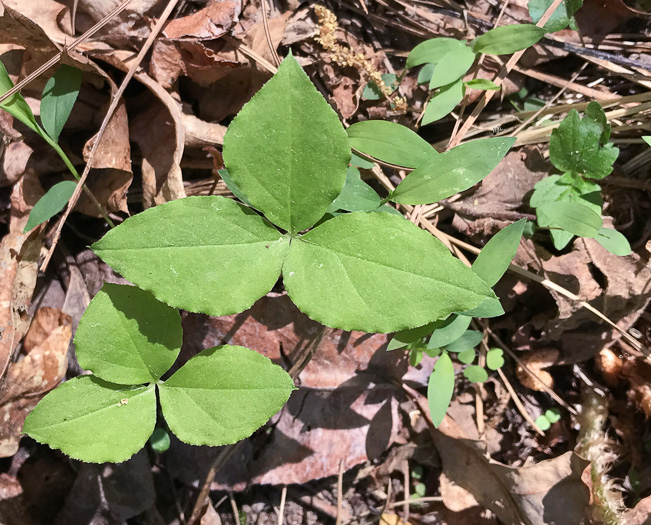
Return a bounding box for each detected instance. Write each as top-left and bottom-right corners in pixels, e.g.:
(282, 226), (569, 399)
(97, 239), (279, 251)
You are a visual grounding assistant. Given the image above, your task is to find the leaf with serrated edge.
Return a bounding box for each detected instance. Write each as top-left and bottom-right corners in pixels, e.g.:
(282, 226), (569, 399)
(41, 65), (83, 142)
(75, 283), (182, 384)
(391, 137), (515, 204)
(428, 352), (455, 427)
(93, 196), (289, 316)
(23, 376), (156, 463)
(222, 55), (349, 234)
(283, 212), (494, 333)
(348, 120), (438, 168)
(159, 345), (294, 446)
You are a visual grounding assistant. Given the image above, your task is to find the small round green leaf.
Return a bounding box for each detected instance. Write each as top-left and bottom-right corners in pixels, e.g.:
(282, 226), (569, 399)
(428, 352), (455, 427)
(457, 348), (476, 364)
(222, 54), (350, 233)
(486, 348), (505, 370)
(472, 24), (546, 55)
(75, 283), (182, 384)
(159, 345), (295, 446)
(544, 408), (561, 423)
(283, 212), (494, 333)
(23, 377), (156, 463)
(92, 196), (289, 317)
(348, 120), (438, 168)
(535, 414), (551, 431)
(463, 365), (488, 383)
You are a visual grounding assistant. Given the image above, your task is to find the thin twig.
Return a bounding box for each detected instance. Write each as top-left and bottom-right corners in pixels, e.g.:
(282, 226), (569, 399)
(497, 367), (546, 436)
(335, 459), (345, 525)
(389, 496), (443, 506)
(260, 0), (282, 67)
(229, 492), (242, 525)
(40, 0), (181, 272)
(278, 486), (287, 525)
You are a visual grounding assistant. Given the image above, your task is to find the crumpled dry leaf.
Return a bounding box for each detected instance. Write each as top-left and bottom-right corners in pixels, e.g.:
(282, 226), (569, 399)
(167, 294), (405, 489)
(621, 358), (651, 417)
(150, 0), (241, 88)
(132, 72), (186, 207)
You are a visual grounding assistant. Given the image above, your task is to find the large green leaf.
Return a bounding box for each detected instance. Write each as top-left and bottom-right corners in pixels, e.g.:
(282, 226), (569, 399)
(283, 212), (494, 332)
(41, 65), (83, 142)
(0, 61), (43, 136)
(422, 78), (465, 125)
(427, 352), (455, 427)
(549, 104), (618, 179)
(159, 345), (294, 446)
(75, 283), (182, 384)
(23, 180), (76, 233)
(538, 201), (602, 238)
(23, 377), (156, 463)
(93, 196), (289, 316)
(222, 55), (349, 234)
(391, 137), (515, 204)
(347, 120), (438, 168)
(472, 219), (525, 287)
(457, 297), (505, 318)
(595, 227), (631, 256)
(472, 24), (546, 55)
(429, 45), (476, 89)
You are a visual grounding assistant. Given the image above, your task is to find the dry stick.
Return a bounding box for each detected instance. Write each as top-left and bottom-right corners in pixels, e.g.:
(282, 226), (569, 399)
(496, 367), (546, 436)
(40, 0), (181, 273)
(229, 492), (242, 525)
(389, 496), (443, 507)
(223, 36), (278, 74)
(260, 0), (282, 67)
(447, 0), (566, 148)
(278, 486), (287, 525)
(335, 459), (345, 525)
(188, 325), (333, 524)
(402, 460), (410, 524)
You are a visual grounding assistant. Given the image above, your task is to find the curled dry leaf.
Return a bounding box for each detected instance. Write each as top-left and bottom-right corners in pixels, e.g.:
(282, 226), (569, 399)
(621, 358), (651, 417)
(516, 348), (559, 391)
(150, 0), (241, 88)
(595, 348), (624, 388)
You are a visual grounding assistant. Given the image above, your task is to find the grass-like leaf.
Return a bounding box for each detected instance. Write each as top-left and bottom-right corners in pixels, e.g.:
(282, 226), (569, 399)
(472, 24), (546, 55)
(41, 65), (83, 143)
(538, 201), (602, 238)
(428, 352), (455, 427)
(422, 78), (464, 125)
(471, 219), (525, 287)
(23, 180), (76, 233)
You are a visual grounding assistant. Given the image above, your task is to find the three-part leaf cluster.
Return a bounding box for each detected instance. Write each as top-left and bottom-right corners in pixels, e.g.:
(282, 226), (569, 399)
(24, 284), (295, 463)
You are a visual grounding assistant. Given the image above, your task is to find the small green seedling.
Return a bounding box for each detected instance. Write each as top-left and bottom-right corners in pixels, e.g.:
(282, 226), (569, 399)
(530, 101), (631, 255)
(535, 408), (561, 431)
(24, 55), (511, 463)
(0, 62), (94, 232)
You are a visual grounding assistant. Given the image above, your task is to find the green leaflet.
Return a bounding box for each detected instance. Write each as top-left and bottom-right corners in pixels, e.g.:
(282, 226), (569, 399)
(463, 365), (488, 383)
(595, 227), (631, 256)
(442, 330), (483, 353)
(283, 212), (494, 333)
(472, 219), (525, 287)
(23, 377), (156, 464)
(457, 348), (476, 364)
(222, 55), (349, 234)
(391, 137), (515, 205)
(426, 315), (472, 349)
(406, 38), (468, 68)
(472, 24), (546, 55)
(328, 166), (381, 212)
(422, 78), (465, 125)
(457, 297), (504, 318)
(347, 120), (438, 168)
(0, 61), (43, 137)
(528, 0), (583, 33)
(388, 321), (440, 351)
(159, 346), (295, 446)
(427, 352), (455, 427)
(75, 283), (182, 384)
(92, 196), (290, 316)
(486, 348), (505, 370)
(23, 180), (77, 233)
(41, 65), (83, 143)
(428, 45), (476, 89)
(537, 201), (602, 238)
(464, 78), (500, 90)
(362, 73), (398, 100)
